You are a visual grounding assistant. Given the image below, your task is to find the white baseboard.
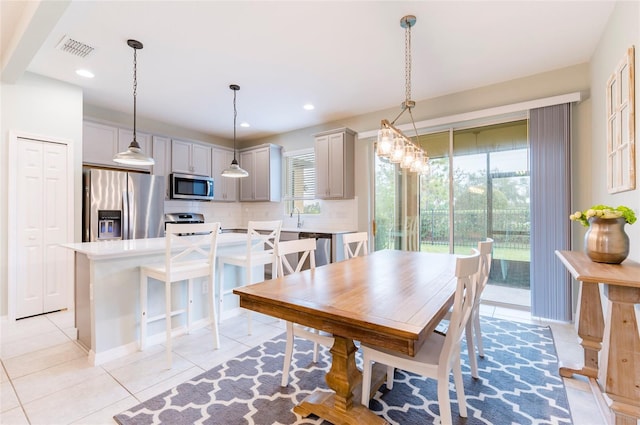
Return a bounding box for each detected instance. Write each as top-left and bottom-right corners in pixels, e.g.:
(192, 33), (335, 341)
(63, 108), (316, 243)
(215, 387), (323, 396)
(89, 318), (213, 366)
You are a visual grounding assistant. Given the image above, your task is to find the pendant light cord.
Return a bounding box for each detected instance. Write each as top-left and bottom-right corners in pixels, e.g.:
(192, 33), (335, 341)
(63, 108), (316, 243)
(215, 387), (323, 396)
(404, 17), (412, 107)
(233, 87), (237, 161)
(132, 46), (138, 147)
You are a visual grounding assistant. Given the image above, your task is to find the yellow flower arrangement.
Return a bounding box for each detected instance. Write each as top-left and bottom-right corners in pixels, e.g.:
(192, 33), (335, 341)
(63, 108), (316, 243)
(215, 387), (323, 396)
(569, 205), (637, 227)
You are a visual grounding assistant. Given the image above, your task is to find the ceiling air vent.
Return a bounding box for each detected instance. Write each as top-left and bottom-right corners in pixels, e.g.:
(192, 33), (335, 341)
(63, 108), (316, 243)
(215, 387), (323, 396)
(56, 35), (95, 58)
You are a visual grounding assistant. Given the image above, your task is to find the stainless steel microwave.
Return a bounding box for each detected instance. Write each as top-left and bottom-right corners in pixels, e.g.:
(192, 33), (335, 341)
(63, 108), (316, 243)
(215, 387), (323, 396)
(170, 173), (214, 201)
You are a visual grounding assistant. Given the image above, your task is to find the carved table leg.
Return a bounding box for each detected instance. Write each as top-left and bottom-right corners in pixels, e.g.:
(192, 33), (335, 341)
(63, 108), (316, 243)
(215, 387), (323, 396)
(600, 285), (640, 425)
(560, 281), (605, 379)
(294, 335), (388, 425)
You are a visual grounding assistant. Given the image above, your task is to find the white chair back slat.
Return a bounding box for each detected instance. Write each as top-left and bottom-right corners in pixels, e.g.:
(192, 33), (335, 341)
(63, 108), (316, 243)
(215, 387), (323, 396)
(439, 249), (480, 366)
(476, 238), (493, 299)
(276, 238), (316, 277)
(247, 220), (282, 255)
(165, 223), (220, 273)
(343, 232), (369, 259)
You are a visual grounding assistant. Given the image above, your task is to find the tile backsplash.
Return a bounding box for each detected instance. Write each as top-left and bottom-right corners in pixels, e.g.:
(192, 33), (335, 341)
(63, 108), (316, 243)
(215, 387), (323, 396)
(164, 198), (358, 231)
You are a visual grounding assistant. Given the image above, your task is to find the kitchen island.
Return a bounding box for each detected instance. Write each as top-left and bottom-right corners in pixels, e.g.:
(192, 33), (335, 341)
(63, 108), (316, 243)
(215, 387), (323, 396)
(62, 232), (254, 365)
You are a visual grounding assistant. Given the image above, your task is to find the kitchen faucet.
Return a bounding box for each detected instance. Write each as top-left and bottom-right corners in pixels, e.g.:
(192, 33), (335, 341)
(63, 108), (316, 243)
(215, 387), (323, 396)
(290, 207), (303, 228)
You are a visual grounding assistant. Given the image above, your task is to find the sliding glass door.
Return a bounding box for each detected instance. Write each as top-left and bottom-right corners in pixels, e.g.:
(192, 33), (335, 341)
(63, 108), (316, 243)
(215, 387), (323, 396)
(373, 120), (531, 302)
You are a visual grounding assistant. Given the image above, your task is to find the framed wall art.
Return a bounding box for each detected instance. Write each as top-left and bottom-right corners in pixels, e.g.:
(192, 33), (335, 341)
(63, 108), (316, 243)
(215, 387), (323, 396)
(606, 46), (635, 193)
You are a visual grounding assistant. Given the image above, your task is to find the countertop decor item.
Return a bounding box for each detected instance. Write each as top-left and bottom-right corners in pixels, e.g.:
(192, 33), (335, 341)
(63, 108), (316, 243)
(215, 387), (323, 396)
(569, 205), (636, 263)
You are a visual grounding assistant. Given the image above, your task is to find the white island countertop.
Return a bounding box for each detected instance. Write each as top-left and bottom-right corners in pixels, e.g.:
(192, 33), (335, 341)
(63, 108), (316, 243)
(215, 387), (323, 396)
(226, 226), (356, 234)
(62, 232), (248, 260)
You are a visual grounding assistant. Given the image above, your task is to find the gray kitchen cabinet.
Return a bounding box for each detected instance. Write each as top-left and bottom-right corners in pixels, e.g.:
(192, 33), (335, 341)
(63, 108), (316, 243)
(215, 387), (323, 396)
(152, 135), (171, 198)
(314, 128), (355, 199)
(83, 121), (118, 166)
(82, 121), (151, 171)
(171, 139), (212, 176)
(212, 146), (238, 202)
(239, 144), (282, 202)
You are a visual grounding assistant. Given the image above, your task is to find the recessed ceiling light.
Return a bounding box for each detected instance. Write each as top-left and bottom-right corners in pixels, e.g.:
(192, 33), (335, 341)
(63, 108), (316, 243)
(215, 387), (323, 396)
(303, 104), (315, 111)
(76, 69), (94, 78)
(240, 122), (250, 128)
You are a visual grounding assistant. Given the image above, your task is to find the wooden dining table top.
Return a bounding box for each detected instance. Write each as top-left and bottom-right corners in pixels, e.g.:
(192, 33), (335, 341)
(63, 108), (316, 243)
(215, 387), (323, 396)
(234, 249), (459, 357)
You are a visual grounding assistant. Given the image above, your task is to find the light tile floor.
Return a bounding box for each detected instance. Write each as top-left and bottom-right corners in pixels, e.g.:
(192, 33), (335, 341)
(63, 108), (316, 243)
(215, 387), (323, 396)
(1, 306), (606, 425)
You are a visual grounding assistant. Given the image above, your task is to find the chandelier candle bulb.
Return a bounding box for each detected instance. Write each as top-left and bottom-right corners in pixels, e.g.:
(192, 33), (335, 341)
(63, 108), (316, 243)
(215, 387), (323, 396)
(376, 128), (394, 157)
(400, 144), (415, 169)
(411, 151), (424, 173)
(390, 136), (405, 163)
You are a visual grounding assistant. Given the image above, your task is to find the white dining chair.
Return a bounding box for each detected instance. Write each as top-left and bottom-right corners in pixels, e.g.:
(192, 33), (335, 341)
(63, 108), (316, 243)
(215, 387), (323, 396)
(139, 222), (221, 369)
(342, 231), (368, 259)
(217, 220), (282, 334)
(465, 237), (493, 378)
(276, 238), (334, 387)
(436, 238), (493, 378)
(361, 249), (480, 425)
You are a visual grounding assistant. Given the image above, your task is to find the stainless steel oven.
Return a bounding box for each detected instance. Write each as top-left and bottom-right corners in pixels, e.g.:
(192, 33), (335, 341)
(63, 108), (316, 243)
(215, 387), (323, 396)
(164, 212), (206, 235)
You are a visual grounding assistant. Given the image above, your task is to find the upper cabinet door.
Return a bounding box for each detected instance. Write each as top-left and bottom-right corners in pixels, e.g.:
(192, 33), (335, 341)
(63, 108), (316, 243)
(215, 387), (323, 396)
(314, 128), (355, 199)
(212, 147), (238, 201)
(239, 150), (256, 201)
(151, 136), (171, 176)
(191, 143), (212, 177)
(171, 139), (193, 174)
(171, 139), (212, 176)
(252, 147), (270, 201)
(239, 144), (282, 202)
(327, 132), (345, 198)
(83, 122), (118, 166)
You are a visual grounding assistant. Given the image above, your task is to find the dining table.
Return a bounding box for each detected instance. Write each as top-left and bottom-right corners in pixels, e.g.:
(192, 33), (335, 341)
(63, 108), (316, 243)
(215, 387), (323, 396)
(233, 249), (459, 425)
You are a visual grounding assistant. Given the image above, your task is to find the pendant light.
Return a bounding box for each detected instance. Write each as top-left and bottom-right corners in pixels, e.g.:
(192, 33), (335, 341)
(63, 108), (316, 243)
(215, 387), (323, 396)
(113, 39), (155, 166)
(221, 84), (248, 178)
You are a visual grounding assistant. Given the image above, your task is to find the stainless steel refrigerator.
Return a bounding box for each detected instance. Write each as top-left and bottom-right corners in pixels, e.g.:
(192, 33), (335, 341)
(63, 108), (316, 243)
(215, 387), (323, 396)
(82, 168), (165, 242)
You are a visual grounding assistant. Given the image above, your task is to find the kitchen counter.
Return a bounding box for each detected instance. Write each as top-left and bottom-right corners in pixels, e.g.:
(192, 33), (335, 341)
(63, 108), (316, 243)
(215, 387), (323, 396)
(222, 227), (357, 263)
(223, 226), (356, 234)
(62, 233), (257, 365)
(62, 232), (248, 260)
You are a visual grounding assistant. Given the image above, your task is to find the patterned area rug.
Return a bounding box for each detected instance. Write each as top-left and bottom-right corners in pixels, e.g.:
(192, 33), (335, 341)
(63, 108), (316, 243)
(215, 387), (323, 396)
(114, 317), (572, 425)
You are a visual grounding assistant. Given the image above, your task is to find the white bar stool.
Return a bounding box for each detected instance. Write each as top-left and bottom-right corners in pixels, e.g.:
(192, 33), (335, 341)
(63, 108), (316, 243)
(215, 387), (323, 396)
(139, 222), (221, 368)
(217, 220), (282, 334)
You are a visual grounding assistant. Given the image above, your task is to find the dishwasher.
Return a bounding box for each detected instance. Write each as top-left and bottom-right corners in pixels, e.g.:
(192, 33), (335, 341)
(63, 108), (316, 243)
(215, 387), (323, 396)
(299, 232), (332, 267)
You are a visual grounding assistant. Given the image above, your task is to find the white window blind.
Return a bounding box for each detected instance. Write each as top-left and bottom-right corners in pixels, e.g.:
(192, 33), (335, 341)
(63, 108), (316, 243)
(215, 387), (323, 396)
(284, 149), (315, 200)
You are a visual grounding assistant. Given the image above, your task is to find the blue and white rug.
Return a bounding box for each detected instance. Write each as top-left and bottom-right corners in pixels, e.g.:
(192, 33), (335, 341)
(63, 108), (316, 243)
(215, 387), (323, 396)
(114, 316), (572, 425)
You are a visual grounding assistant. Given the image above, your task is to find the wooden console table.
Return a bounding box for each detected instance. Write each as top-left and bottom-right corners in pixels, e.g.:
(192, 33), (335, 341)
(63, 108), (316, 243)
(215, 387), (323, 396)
(555, 250), (640, 425)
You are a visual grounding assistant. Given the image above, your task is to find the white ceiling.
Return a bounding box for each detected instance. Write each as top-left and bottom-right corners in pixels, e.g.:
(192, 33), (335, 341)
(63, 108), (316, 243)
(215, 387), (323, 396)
(2, 1), (615, 141)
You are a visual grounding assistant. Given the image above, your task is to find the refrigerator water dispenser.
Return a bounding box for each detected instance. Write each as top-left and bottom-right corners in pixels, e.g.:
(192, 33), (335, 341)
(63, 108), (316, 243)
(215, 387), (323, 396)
(97, 210), (122, 240)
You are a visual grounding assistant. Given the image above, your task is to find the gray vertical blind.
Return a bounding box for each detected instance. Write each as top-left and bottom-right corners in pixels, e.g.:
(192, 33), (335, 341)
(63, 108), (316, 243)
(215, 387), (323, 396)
(530, 103), (572, 321)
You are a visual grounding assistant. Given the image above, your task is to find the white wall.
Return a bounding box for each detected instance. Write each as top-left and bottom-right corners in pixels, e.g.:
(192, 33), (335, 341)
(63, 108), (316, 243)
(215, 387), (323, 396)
(587, 0), (640, 262)
(0, 72), (83, 316)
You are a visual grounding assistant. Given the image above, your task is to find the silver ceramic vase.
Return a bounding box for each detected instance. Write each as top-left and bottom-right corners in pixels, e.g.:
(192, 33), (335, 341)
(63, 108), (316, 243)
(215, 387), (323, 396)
(584, 216), (629, 264)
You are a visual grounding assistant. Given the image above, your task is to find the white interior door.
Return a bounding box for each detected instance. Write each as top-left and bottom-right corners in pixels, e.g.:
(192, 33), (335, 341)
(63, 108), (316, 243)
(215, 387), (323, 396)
(16, 138), (69, 318)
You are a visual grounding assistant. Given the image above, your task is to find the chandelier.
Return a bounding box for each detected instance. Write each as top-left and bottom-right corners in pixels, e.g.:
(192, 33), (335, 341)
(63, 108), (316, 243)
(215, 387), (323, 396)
(376, 15), (429, 175)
